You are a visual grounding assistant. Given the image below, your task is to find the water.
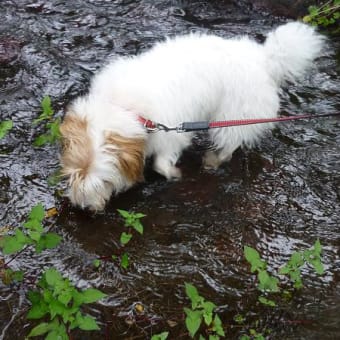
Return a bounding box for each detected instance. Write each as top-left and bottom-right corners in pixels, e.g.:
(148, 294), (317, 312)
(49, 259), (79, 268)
(0, 0), (339, 339)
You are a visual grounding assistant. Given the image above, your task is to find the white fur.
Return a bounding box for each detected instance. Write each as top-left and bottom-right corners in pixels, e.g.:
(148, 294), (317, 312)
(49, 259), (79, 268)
(62, 22), (324, 211)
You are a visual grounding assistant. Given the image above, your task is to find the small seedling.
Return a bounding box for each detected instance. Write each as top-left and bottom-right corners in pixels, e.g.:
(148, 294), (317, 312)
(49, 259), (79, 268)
(0, 120), (13, 139)
(116, 209), (146, 268)
(33, 96), (61, 146)
(27, 268), (106, 338)
(184, 283), (225, 339)
(117, 209), (146, 247)
(117, 209), (146, 235)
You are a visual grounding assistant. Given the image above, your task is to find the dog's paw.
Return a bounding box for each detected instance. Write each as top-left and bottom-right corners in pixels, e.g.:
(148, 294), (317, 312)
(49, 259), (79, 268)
(166, 166), (182, 181)
(154, 158), (182, 181)
(203, 150), (232, 170)
(202, 151), (220, 170)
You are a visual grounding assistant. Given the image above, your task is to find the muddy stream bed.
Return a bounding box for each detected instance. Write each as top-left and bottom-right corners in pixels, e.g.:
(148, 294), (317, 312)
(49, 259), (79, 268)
(0, 0), (339, 339)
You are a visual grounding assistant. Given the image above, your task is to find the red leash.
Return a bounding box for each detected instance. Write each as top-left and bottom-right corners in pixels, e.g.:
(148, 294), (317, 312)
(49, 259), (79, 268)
(139, 112), (340, 133)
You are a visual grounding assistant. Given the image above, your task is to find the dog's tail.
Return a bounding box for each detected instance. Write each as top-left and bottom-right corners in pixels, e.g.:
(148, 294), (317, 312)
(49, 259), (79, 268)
(264, 22), (325, 84)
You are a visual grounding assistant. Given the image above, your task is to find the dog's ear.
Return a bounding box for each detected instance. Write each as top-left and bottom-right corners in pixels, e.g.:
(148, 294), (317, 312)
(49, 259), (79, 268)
(104, 132), (145, 183)
(59, 113), (94, 179)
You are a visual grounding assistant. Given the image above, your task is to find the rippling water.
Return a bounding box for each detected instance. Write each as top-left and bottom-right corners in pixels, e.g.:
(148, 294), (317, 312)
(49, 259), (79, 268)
(0, 1), (339, 339)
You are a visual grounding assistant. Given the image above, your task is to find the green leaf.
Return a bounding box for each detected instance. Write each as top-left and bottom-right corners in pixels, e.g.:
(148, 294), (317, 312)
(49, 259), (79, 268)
(240, 336), (251, 340)
(34, 96), (54, 125)
(49, 299), (66, 319)
(47, 119), (61, 141)
(203, 311), (213, 326)
(34, 133), (51, 146)
(42, 95), (53, 113)
(120, 252), (129, 269)
(120, 232), (132, 245)
(58, 289), (73, 306)
(93, 259), (101, 268)
(2, 229), (30, 254)
(202, 301), (216, 325)
(35, 233), (62, 253)
(258, 296), (276, 307)
(244, 246), (266, 273)
(212, 314), (225, 337)
(257, 270), (280, 292)
(42, 233), (62, 248)
(27, 301), (49, 319)
(45, 320), (68, 340)
(24, 219), (43, 232)
(80, 288), (107, 304)
(28, 230), (41, 242)
(209, 335), (219, 340)
(77, 313), (100, 331)
(132, 220), (144, 234)
(289, 252), (304, 267)
(27, 322), (52, 337)
(28, 203), (45, 222)
(0, 120), (13, 139)
(311, 260), (324, 275)
(184, 308), (202, 338)
(151, 332), (169, 340)
(134, 213), (146, 219)
(45, 268), (63, 286)
(117, 209), (130, 218)
(185, 283), (203, 309)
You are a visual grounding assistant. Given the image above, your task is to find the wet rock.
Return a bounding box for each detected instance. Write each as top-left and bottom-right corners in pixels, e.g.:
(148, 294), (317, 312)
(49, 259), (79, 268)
(0, 37), (22, 65)
(248, 0), (316, 18)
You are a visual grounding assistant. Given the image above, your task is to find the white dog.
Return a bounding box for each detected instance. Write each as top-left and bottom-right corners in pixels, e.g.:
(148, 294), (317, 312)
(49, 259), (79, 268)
(60, 22), (324, 211)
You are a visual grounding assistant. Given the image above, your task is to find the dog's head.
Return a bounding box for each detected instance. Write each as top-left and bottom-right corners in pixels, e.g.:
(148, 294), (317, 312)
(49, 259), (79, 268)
(60, 103), (146, 212)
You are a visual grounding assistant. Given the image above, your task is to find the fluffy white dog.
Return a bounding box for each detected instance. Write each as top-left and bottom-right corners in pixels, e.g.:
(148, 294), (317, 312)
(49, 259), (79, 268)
(60, 22), (324, 211)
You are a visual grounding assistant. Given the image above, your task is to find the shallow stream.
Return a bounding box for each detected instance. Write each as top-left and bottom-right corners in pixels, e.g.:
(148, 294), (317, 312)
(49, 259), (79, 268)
(0, 1), (339, 339)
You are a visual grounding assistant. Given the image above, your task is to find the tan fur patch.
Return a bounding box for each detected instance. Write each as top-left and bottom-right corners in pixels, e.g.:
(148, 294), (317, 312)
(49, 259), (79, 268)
(105, 132), (145, 183)
(59, 113), (93, 179)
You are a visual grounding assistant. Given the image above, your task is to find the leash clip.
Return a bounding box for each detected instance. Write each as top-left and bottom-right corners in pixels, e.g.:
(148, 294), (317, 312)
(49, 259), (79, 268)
(143, 119), (159, 133)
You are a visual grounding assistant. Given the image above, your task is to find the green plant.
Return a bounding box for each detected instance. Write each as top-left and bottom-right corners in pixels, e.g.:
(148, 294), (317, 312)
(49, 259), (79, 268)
(184, 283), (225, 339)
(303, 1), (340, 29)
(92, 210), (146, 270)
(33, 96), (61, 146)
(0, 203), (61, 257)
(27, 268), (107, 338)
(0, 120), (13, 139)
(244, 240), (324, 307)
(117, 209), (146, 268)
(279, 239), (324, 289)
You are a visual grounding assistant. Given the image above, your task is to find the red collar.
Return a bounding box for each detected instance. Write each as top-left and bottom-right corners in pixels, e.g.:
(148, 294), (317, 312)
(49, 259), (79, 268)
(138, 116), (158, 130)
